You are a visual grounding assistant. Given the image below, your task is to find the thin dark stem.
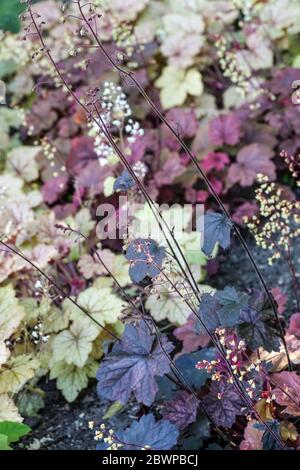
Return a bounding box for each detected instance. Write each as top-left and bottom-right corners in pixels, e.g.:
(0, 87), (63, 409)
(92, 105), (201, 298)
(148, 261), (286, 449)
(0, 240), (119, 341)
(286, 244), (300, 311)
(75, 0), (291, 370)
(56, 224), (235, 446)
(26, 7), (201, 303)
(25, 2), (287, 447)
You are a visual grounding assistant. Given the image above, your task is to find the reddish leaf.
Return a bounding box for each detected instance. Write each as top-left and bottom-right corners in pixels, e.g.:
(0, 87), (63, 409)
(66, 136), (98, 174)
(42, 175), (69, 205)
(201, 152), (230, 172)
(165, 108), (198, 138)
(174, 314), (210, 353)
(272, 372), (300, 416)
(227, 144), (275, 188)
(271, 287), (288, 315)
(287, 313), (300, 339)
(154, 157), (185, 187)
(208, 114), (242, 147)
(75, 161), (112, 195)
(232, 202), (258, 226)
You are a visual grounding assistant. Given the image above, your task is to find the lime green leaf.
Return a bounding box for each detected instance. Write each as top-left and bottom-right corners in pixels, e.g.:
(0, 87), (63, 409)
(0, 174), (23, 200)
(64, 208), (95, 243)
(20, 297), (53, 323)
(0, 395), (22, 423)
(0, 344), (9, 369)
(293, 54), (300, 67)
(0, 284), (25, 339)
(146, 283), (213, 325)
(185, 68), (204, 96)
(0, 285), (25, 366)
(145, 286), (192, 325)
(50, 359), (98, 402)
(64, 286), (125, 333)
(43, 305), (69, 334)
(0, 421), (31, 444)
(156, 66), (203, 109)
(103, 176), (116, 197)
(0, 433), (11, 450)
(6, 146), (41, 182)
(178, 232), (208, 268)
(111, 255), (131, 287)
(52, 321), (99, 368)
(17, 391), (45, 418)
(133, 203), (191, 242)
(103, 401), (123, 419)
(0, 354), (40, 394)
(0, 108), (23, 132)
(78, 249), (130, 286)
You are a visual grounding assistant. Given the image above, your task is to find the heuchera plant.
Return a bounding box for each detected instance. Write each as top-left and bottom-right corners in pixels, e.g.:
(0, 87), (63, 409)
(1, 0), (300, 451)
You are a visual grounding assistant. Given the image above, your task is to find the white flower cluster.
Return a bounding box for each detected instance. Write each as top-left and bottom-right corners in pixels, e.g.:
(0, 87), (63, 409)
(231, 0), (256, 23)
(132, 161), (148, 179)
(101, 81), (131, 124)
(89, 81), (144, 165)
(125, 118), (144, 143)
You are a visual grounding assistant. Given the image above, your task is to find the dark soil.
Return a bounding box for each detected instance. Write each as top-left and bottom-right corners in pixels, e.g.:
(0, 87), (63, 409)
(210, 235), (299, 314)
(18, 381), (138, 450)
(18, 236), (299, 450)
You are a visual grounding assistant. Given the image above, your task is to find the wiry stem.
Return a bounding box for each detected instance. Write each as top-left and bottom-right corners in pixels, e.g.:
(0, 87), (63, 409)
(0, 239), (119, 340)
(25, 4), (201, 304)
(75, 0), (291, 370)
(21, 1), (289, 447)
(55, 224), (235, 447)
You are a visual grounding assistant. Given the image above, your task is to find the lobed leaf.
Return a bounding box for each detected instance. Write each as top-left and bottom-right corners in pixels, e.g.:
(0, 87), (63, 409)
(96, 321), (174, 406)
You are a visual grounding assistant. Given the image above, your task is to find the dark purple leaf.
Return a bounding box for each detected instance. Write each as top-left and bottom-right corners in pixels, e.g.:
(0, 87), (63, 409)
(127, 130), (159, 163)
(117, 413), (179, 450)
(202, 212), (232, 256)
(57, 117), (78, 138)
(269, 67), (300, 97)
(114, 170), (135, 192)
(232, 202), (258, 226)
(215, 287), (249, 325)
(203, 381), (244, 428)
(41, 175), (69, 205)
(162, 391), (198, 429)
(238, 291), (280, 352)
(96, 321), (174, 406)
(160, 124), (181, 151)
(175, 348), (216, 388)
(242, 122), (277, 148)
(197, 288), (248, 332)
(180, 415), (210, 449)
(126, 238), (165, 283)
(197, 293), (222, 333)
(254, 420), (282, 450)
